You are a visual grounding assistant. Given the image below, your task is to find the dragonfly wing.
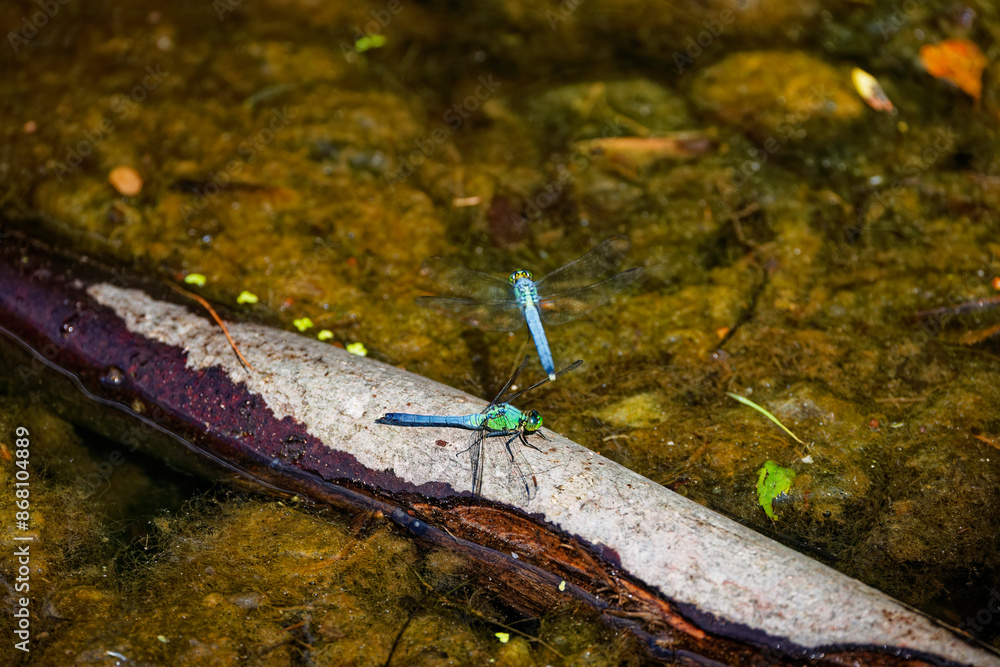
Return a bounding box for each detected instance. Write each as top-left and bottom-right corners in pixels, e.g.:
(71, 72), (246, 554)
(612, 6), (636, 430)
(469, 427), (487, 497)
(489, 357), (532, 406)
(534, 236), (633, 295)
(421, 257), (511, 301)
(505, 433), (539, 504)
(416, 297), (525, 331)
(500, 358), (583, 405)
(538, 267), (645, 325)
(479, 430), (538, 504)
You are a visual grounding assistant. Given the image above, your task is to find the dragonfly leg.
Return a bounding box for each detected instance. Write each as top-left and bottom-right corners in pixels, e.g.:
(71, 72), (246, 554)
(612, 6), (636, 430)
(458, 432), (495, 455)
(505, 433), (537, 501)
(520, 433), (542, 451)
(504, 432), (522, 461)
(483, 430), (517, 440)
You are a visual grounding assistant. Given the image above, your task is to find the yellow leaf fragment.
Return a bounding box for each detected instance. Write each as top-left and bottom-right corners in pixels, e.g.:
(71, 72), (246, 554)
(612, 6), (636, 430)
(851, 68), (894, 112)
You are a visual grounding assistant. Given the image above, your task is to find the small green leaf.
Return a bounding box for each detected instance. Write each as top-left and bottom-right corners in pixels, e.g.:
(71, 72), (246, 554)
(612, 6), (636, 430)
(495, 632), (510, 644)
(183, 273), (206, 287)
(237, 290), (258, 304)
(346, 341), (367, 357)
(293, 317), (314, 332)
(355, 34), (387, 53)
(317, 329), (334, 341)
(756, 460), (795, 520)
(726, 392), (807, 444)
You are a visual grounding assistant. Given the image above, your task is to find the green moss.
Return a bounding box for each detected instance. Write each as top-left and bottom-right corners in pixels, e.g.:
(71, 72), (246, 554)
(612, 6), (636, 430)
(692, 51), (864, 145)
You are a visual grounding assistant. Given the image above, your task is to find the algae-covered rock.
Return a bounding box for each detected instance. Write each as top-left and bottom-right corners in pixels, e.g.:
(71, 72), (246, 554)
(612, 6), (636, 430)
(523, 79), (695, 148)
(692, 50), (864, 147)
(593, 392), (665, 429)
(574, 0), (822, 64)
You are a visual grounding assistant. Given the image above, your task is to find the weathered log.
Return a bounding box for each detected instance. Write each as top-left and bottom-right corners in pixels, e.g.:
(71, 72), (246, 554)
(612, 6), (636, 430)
(0, 231), (996, 666)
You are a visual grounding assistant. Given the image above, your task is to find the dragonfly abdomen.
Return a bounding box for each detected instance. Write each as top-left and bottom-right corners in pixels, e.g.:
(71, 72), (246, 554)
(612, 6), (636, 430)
(521, 305), (555, 380)
(376, 413), (484, 429)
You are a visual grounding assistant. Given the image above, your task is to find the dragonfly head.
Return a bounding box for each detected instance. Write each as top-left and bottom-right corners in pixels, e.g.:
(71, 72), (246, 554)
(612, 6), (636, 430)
(508, 269), (533, 285)
(523, 409), (543, 433)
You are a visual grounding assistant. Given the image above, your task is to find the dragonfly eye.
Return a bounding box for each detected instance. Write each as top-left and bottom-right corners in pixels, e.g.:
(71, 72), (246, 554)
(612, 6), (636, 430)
(508, 269), (533, 285)
(525, 409), (543, 432)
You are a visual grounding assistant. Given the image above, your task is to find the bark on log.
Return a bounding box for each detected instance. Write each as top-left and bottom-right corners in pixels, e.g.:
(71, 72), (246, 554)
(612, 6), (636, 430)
(0, 231), (997, 666)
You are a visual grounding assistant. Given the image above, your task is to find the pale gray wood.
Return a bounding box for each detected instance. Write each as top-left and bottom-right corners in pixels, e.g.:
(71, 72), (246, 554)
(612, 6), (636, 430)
(88, 281), (999, 666)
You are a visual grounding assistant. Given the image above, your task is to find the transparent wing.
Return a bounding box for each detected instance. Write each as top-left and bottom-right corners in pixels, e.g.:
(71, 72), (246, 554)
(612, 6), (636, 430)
(534, 236), (633, 295)
(505, 434), (538, 504)
(488, 356), (532, 406)
(416, 297), (525, 331)
(478, 430), (537, 504)
(468, 427), (487, 497)
(499, 359), (583, 405)
(421, 257), (512, 301)
(538, 267), (645, 325)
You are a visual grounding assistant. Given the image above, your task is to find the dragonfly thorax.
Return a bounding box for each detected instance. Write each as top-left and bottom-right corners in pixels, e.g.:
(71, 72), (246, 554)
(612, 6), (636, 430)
(484, 403), (534, 433)
(509, 271), (540, 307)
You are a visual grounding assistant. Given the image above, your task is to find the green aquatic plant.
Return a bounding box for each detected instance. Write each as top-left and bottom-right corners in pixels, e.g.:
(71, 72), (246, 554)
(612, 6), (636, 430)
(355, 34), (387, 54)
(756, 460), (795, 520)
(726, 392), (807, 445)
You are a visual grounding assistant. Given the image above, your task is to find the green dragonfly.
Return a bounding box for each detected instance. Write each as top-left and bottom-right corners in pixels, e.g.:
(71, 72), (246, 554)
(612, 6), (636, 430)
(417, 236), (643, 380)
(375, 356), (582, 502)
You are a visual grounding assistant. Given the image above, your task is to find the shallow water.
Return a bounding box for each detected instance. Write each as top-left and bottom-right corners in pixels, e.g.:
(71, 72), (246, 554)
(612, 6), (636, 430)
(1, 0), (999, 662)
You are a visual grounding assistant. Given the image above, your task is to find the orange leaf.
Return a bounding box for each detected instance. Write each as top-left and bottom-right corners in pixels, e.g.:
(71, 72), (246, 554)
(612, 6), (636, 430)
(919, 39), (988, 102)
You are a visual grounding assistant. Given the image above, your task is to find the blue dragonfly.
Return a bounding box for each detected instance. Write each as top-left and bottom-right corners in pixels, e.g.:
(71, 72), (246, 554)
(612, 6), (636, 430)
(375, 356), (583, 502)
(417, 236), (643, 381)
